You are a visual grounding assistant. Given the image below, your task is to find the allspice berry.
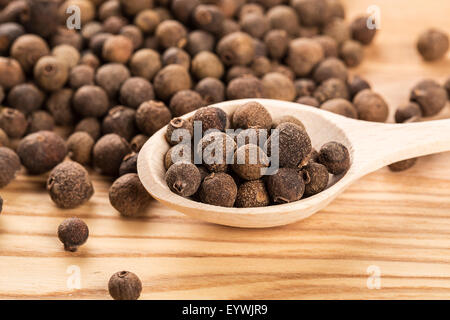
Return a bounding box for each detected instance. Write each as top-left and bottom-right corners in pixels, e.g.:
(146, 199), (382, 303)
(33, 56), (68, 91)
(28, 111), (55, 133)
(199, 172), (237, 207)
(95, 63), (130, 98)
(73, 85), (109, 118)
(131, 134), (149, 152)
(155, 20), (188, 49)
(17, 131), (67, 175)
(266, 5), (300, 36)
(75, 117), (101, 141)
(10, 34), (49, 73)
(236, 179), (270, 208)
(232, 101), (272, 130)
(217, 32), (255, 66)
(46, 89), (75, 126)
(262, 72), (296, 101)
(302, 162), (329, 197)
(129, 49), (161, 81)
(57, 217), (89, 252)
(197, 131), (236, 173)
(314, 78), (349, 104)
(0, 108), (28, 138)
(0, 147), (21, 188)
(350, 15), (377, 45)
(353, 89), (389, 122)
(119, 153), (138, 176)
(0, 196), (2, 214)
(410, 79), (448, 117)
(120, 0), (152, 16)
(102, 35), (134, 63)
(67, 132), (95, 166)
(134, 9), (160, 34)
(52, 44), (80, 69)
(417, 29), (449, 61)
(108, 271), (142, 301)
(162, 47), (191, 70)
(339, 40), (364, 67)
(347, 75), (371, 98)
(272, 116), (306, 131)
(47, 161), (94, 209)
(297, 96), (320, 107)
(388, 158), (418, 172)
(294, 79), (316, 98)
(109, 173), (152, 217)
(153, 65), (192, 101)
(191, 51), (224, 80)
(0, 128), (9, 147)
(321, 98), (358, 119)
(93, 134), (131, 176)
(314, 35), (339, 58)
(395, 102), (422, 123)
(7, 83), (45, 115)
(322, 18), (351, 45)
(227, 76), (265, 100)
(0, 57), (25, 89)
(169, 90), (205, 117)
(232, 144), (269, 181)
(120, 25), (144, 50)
(193, 4), (225, 34)
(195, 77), (225, 104)
(102, 106), (137, 141)
(193, 107), (228, 134)
(318, 141), (350, 175)
(266, 168), (305, 204)
(313, 57), (348, 83)
(136, 100), (172, 136)
(120, 77), (155, 109)
(291, 0), (330, 27)
(0, 23), (24, 55)
(286, 38), (324, 77)
(69, 65), (95, 89)
(264, 29), (289, 60)
(166, 117), (194, 146)
(240, 12), (270, 39)
(165, 144), (192, 170)
(165, 162), (201, 197)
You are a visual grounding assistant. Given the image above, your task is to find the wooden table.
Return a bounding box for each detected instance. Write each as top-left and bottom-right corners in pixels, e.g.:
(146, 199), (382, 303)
(1, 0), (450, 300)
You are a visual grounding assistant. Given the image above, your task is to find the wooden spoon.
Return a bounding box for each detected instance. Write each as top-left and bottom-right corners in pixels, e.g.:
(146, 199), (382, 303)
(138, 99), (450, 228)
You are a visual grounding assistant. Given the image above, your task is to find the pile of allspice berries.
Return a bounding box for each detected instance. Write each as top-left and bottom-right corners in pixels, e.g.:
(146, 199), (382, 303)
(0, 0), (449, 299)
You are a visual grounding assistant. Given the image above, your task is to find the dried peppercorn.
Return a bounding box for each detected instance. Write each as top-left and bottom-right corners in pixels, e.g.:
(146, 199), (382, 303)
(232, 101), (272, 130)
(75, 117), (101, 141)
(302, 162), (329, 197)
(103, 16), (128, 35)
(73, 85), (110, 118)
(314, 35), (338, 58)
(321, 98), (358, 119)
(186, 30), (215, 56)
(286, 38), (324, 77)
(193, 107), (228, 134)
(0, 108), (28, 139)
(155, 20), (188, 48)
(191, 51), (224, 80)
(33, 56), (68, 91)
(120, 25), (143, 50)
(388, 158), (418, 172)
(52, 44), (80, 69)
(67, 132), (94, 166)
(350, 15), (377, 45)
(109, 173), (152, 217)
(199, 172), (237, 207)
(236, 179), (270, 208)
(47, 161), (94, 209)
(193, 4), (225, 34)
(339, 40), (364, 67)
(219, 19), (241, 38)
(46, 89), (75, 126)
(227, 76), (265, 100)
(410, 79), (448, 117)
(318, 141), (350, 175)
(296, 96), (320, 107)
(240, 12), (270, 39)
(51, 27), (83, 51)
(165, 162), (201, 197)
(314, 78), (349, 104)
(195, 77), (225, 104)
(0, 57), (25, 89)
(217, 32), (255, 66)
(353, 89), (389, 122)
(98, 0), (121, 21)
(119, 77), (155, 109)
(81, 21), (103, 42)
(108, 271), (142, 300)
(80, 52), (100, 70)
(0, 147), (21, 188)
(119, 153), (138, 176)
(102, 35), (134, 63)
(57, 217), (89, 252)
(294, 79), (316, 98)
(197, 131), (236, 173)
(395, 102), (422, 123)
(291, 0), (330, 27)
(10, 34), (49, 73)
(58, 0), (95, 25)
(313, 57), (348, 83)
(136, 100), (172, 136)
(347, 75), (371, 98)
(235, 128), (268, 147)
(162, 47), (191, 70)
(266, 5), (300, 36)
(232, 144), (269, 181)
(134, 9), (160, 34)
(164, 144), (192, 170)
(153, 65), (192, 101)
(129, 49), (161, 81)
(102, 106), (137, 141)
(7, 83), (45, 115)
(169, 90), (205, 117)
(27, 111), (55, 133)
(93, 134), (131, 176)
(166, 117), (194, 146)
(266, 168), (305, 204)
(69, 65), (95, 90)
(272, 116), (306, 131)
(264, 29), (289, 60)
(262, 72), (296, 101)
(95, 63), (131, 98)
(323, 18), (351, 45)
(417, 29), (449, 61)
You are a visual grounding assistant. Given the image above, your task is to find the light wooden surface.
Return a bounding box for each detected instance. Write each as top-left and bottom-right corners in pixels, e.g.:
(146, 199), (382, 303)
(1, 0), (450, 299)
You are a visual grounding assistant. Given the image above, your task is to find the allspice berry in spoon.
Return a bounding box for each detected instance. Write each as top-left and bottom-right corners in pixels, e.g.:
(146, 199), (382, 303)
(58, 217), (89, 252)
(197, 131), (236, 173)
(17, 131), (67, 175)
(165, 144), (192, 170)
(232, 144), (269, 181)
(417, 29), (449, 61)
(266, 168), (305, 204)
(93, 134), (131, 176)
(136, 100), (172, 136)
(109, 173), (152, 217)
(395, 102), (422, 123)
(0, 108), (28, 139)
(169, 90), (205, 117)
(350, 15), (377, 45)
(34, 56), (68, 91)
(199, 172), (237, 207)
(318, 141), (350, 175)
(217, 32), (255, 66)
(353, 89), (389, 122)
(302, 162), (329, 197)
(166, 117), (194, 146)
(286, 38), (324, 77)
(232, 101), (272, 130)
(236, 179), (270, 208)
(153, 65), (192, 101)
(410, 79), (448, 117)
(0, 147), (21, 188)
(321, 98), (358, 119)
(193, 107), (228, 134)
(47, 161), (94, 209)
(108, 271), (142, 300)
(165, 162), (201, 197)
(67, 132), (95, 166)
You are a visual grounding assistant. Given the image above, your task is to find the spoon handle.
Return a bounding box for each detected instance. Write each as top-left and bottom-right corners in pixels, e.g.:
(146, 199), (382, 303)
(347, 119), (450, 175)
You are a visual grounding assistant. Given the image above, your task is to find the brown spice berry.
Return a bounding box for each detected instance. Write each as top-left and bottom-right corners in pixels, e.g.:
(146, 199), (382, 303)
(266, 5), (300, 36)
(171, 0), (200, 24)
(296, 96), (320, 107)
(339, 40), (364, 67)
(264, 29), (289, 60)
(0, 23), (24, 55)
(165, 144), (192, 170)
(80, 52), (100, 70)
(417, 29), (449, 61)
(0, 108), (28, 139)
(120, 77), (155, 109)
(155, 20), (188, 49)
(227, 76), (265, 100)
(240, 13), (270, 39)
(51, 27), (83, 51)
(136, 100), (172, 136)
(236, 179), (270, 208)
(10, 34), (49, 73)
(266, 168), (305, 204)
(353, 89), (389, 122)
(388, 158), (418, 172)
(67, 132), (94, 166)
(89, 32), (113, 57)
(27, 111), (55, 133)
(195, 77), (225, 104)
(120, 25), (143, 50)
(119, 153), (138, 176)
(17, 131), (67, 175)
(162, 47), (191, 70)
(47, 161), (94, 209)
(165, 162), (201, 197)
(199, 172), (237, 207)
(108, 271), (142, 301)
(291, 0), (330, 27)
(272, 116), (306, 131)
(102, 106), (137, 141)
(131, 134), (149, 152)
(73, 85), (110, 118)
(226, 66), (255, 83)
(314, 35), (339, 58)
(130, 49), (161, 81)
(239, 3), (264, 20)
(217, 32), (255, 66)
(266, 122), (312, 168)
(57, 217), (89, 252)
(235, 128), (268, 147)
(46, 89), (74, 126)
(313, 57), (348, 83)
(102, 35), (134, 63)
(302, 162), (329, 197)
(314, 78), (349, 104)
(166, 118), (194, 146)
(294, 79), (316, 98)
(321, 98), (358, 119)
(120, 0), (152, 16)
(34, 56), (68, 92)
(193, 5), (225, 34)
(444, 77), (450, 99)
(262, 72), (296, 101)
(186, 30), (215, 56)
(323, 18), (351, 45)
(52, 44), (80, 69)
(7, 83), (44, 115)
(286, 38), (324, 77)
(103, 16), (128, 34)
(0, 196), (2, 214)
(191, 51), (224, 80)
(395, 102), (422, 124)
(232, 101), (272, 130)
(0, 147), (21, 188)
(154, 65), (192, 101)
(95, 63), (131, 98)
(193, 107), (228, 134)
(318, 141), (350, 175)
(109, 173), (152, 217)
(232, 144), (269, 181)
(98, 1), (121, 21)
(0, 57), (25, 89)
(93, 134), (131, 176)
(134, 9), (160, 34)
(410, 79), (448, 117)
(350, 15), (377, 45)
(169, 90), (205, 117)
(0, 128), (9, 147)
(69, 65), (95, 90)
(198, 131), (236, 173)
(75, 117), (101, 141)
(348, 75), (371, 98)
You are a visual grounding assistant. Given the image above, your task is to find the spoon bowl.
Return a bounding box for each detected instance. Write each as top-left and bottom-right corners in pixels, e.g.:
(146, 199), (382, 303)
(138, 99), (450, 228)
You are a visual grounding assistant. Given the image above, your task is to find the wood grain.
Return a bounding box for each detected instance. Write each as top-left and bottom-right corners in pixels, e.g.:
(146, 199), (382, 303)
(1, 0), (450, 299)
